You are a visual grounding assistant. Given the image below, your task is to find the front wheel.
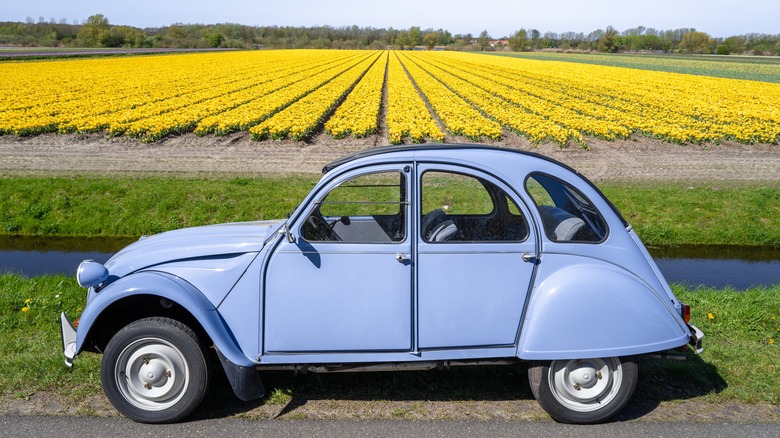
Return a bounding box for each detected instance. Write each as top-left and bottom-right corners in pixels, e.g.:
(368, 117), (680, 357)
(101, 317), (210, 423)
(528, 356), (637, 424)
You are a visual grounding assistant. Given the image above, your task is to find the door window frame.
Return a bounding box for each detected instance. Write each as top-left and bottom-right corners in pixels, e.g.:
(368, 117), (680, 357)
(297, 165), (411, 245)
(417, 165), (533, 245)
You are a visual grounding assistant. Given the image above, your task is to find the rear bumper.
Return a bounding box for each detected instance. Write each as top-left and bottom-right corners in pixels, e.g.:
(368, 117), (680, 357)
(60, 312), (78, 367)
(688, 323), (704, 354)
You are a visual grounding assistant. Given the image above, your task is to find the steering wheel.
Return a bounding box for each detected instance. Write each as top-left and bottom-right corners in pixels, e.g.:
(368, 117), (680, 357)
(306, 211), (342, 241)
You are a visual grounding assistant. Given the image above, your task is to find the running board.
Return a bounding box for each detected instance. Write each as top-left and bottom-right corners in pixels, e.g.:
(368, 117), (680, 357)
(256, 359), (520, 373)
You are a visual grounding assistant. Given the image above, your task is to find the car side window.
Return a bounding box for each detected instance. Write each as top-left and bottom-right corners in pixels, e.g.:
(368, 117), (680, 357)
(302, 171), (406, 243)
(525, 173), (608, 243)
(420, 171), (529, 242)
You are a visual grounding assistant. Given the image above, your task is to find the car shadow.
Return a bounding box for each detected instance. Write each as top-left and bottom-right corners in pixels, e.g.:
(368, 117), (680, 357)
(615, 353), (727, 421)
(189, 352), (726, 422)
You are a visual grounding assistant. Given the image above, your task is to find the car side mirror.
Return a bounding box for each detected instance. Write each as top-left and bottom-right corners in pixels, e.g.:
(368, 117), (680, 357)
(278, 223), (295, 243)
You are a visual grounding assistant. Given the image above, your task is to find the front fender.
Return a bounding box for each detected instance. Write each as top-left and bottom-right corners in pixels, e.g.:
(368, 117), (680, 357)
(74, 271), (254, 367)
(518, 256), (690, 360)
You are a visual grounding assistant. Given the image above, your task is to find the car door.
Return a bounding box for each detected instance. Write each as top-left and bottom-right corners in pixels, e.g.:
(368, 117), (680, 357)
(263, 164), (413, 353)
(416, 165), (538, 349)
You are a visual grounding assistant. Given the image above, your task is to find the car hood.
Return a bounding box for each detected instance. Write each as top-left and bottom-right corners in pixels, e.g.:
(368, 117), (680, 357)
(104, 220), (284, 278)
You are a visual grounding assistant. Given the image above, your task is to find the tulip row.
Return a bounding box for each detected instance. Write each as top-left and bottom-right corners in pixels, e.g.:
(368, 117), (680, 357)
(1, 53), (269, 135)
(402, 53), (575, 144)
(77, 52), (353, 139)
(325, 52), (388, 139)
(384, 52), (445, 144)
(413, 51), (780, 145)
(250, 53), (381, 140)
(193, 52), (374, 137)
(0, 50), (366, 139)
(396, 52), (502, 141)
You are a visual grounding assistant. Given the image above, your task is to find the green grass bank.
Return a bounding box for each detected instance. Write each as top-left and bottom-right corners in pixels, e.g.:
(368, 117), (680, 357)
(1, 176), (779, 247)
(0, 274), (777, 409)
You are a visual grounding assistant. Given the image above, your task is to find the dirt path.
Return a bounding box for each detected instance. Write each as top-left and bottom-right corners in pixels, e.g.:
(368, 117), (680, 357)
(1, 133), (778, 181)
(2, 390), (778, 423)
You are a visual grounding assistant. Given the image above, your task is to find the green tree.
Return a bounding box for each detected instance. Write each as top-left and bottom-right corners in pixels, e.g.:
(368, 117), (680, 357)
(423, 32), (439, 50)
(722, 35), (745, 54)
(437, 29), (453, 45)
(530, 29), (541, 49)
(164, 24), (189, 47)
(107, 25), (144, 47)
(509, 29), (528, 51)
(77, 14), (110, 47)
(205, 32), (223, 48)
(679, 31), (713, 54)
(597, 26), (618, 53)
(395, 30), (409, 49)
(541, 32), (558, 49)
(644, 34), (662, 51)
(477, 29), (491, 51)
(408, 26), (422, 47)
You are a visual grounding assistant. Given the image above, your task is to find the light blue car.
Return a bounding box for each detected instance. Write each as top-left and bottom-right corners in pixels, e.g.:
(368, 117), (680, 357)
(61, 144), (703, 424)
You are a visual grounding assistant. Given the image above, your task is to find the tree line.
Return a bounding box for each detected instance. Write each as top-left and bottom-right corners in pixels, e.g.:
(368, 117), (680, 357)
(1, 15), (778, 56)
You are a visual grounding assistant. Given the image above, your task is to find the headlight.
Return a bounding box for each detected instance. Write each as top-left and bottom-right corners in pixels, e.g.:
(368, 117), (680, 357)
(76, 260), (109, 288)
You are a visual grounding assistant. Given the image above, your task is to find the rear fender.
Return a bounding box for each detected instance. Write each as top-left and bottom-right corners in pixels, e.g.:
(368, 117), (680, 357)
(75, 271), (254, 368)
(518, 258), (690, 360)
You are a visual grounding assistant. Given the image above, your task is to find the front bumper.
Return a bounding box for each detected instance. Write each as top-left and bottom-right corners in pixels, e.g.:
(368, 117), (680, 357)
(688, 323), (704, 354)
(60, 312), (78, 367)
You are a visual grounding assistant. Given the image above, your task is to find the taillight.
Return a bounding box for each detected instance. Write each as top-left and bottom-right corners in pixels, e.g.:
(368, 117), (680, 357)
(681, 303), (691, 324)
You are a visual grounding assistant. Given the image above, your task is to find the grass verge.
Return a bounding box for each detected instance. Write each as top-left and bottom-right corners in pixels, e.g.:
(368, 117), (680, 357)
(602, 181), (780, 247)
(1, 177), (779, 247)
(1, 274), (778, 409)
(0, 175), (315, 237)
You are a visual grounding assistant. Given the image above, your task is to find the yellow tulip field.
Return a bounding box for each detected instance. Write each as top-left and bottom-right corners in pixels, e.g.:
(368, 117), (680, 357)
(1, 49), (778, 145)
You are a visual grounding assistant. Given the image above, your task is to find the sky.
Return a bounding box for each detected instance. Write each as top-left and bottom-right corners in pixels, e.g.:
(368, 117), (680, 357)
(4, 0), (778, 38)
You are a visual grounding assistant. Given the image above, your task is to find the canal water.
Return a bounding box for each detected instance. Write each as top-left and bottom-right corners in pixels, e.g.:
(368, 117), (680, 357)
(0, 236), (778, 290)
(649, 245), (780, 290)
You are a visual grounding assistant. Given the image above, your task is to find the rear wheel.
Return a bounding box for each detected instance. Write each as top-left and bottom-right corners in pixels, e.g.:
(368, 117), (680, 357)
(528, 356), (637, 424)
(101, 317), (209, 423)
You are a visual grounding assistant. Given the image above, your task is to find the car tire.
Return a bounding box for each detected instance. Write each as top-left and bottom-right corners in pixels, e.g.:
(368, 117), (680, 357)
(528, 356), (637, 424)
(101, 317), (209, 423)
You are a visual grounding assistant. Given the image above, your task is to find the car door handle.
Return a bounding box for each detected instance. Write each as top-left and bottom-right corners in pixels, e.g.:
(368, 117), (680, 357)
(396, 253), (409, 263)
(522, 252), (537, 263)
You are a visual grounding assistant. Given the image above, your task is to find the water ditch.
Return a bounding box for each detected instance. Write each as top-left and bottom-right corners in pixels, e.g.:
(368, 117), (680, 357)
(0, 236), (778, 290)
